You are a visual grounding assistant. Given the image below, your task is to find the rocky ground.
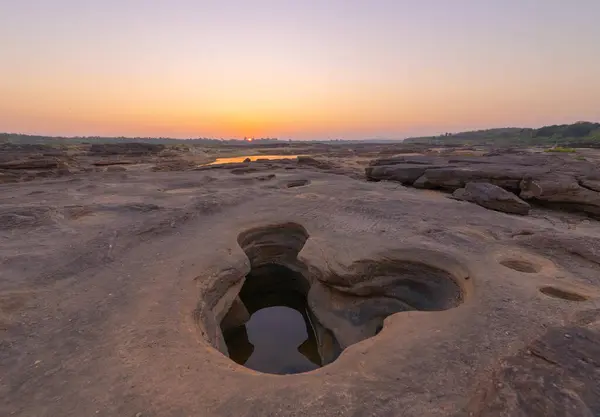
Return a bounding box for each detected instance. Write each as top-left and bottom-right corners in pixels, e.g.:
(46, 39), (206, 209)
(1, 142), (600, 416)
(366, 148), (600, 217)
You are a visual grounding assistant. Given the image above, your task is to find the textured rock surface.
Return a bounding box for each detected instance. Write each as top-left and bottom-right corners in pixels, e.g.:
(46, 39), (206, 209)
(365, 164), (432, 184)
(453, 182), (530, 215)
(88, 142), (165, 156)
(367, 152), (600, 216)
(465, 309), (600, 417)
(1, 150), (600, 417)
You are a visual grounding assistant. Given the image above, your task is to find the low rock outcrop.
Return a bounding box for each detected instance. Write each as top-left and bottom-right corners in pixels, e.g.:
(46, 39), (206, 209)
(452, 182), (530, 215)
(0, 158), (60, 170)
(88, 143), (165, 156)
(367, 152), (600, 216)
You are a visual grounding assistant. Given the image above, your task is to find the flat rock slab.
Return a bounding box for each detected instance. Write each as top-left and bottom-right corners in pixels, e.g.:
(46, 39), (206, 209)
(1, 164), (600, 417)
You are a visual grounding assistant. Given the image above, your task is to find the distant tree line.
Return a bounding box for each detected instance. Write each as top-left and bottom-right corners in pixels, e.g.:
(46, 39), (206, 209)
(532, 122), (600, 139)
(0, 133), (281, 146)
(404, 121), (600, 147)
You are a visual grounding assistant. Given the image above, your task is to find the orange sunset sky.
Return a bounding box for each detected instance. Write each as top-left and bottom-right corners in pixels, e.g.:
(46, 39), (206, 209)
(1, 0), (599, 140)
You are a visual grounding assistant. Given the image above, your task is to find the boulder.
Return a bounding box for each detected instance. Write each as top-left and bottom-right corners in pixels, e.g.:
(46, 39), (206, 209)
(452, 182), (530, 215)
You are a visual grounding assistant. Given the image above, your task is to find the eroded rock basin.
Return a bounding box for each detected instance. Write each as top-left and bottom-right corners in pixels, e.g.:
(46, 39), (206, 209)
(223, 265), (322, 374)
(3, 156), (600, 417)
(209, 222), (468, 375)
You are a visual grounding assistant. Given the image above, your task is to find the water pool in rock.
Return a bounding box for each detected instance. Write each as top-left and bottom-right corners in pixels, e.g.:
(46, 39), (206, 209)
(222, 261), (322, 375)
(225, 305), (321, 374)
(213, 223), (467, 376)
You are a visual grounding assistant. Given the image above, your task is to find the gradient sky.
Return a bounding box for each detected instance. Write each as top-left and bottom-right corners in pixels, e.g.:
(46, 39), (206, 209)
(1, 0), (600, 140)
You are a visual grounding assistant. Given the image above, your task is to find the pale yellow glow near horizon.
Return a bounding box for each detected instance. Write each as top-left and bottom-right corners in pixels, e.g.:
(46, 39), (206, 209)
(3, 66), (599, 139)
(2, 1), (599, 139)
(4, 73), (597, 139)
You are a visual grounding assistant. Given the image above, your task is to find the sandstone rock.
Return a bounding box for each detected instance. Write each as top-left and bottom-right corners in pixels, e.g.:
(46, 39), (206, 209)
(0, 171), (20, 183)
(365, 164), (431, 184)
(0, 158), (59, 170)
(230, 167), (258, 175)
(520, 175), (600, 215)
(368, 153), (600, 216)
(452, 182), (530, 215)
(220, 297), (250, 332)
(256, 174), (276, 181)
(5, 143), (600, 416)
(308, 281), (406, 350)
(369, 155), (442, 167)
(297, 156), (332, 170)
(92, 159), (136, 166)
(467, 317), (600, 416)
(151, 160), (198, 172)
(286, 179), (310, 188)
(579, 178), (600, 192)
(0, 207), (53, 230)
(193, 163), (249, 171)
(106, 165), (127, 172)
(413, 165), (535, 192)
(88, 143), (164, 156)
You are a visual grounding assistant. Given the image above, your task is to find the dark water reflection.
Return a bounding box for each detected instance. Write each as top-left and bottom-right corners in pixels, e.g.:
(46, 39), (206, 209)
(225, 305), (321, 374)
(223, 264), (322, 374)
(226, 306), (321, 374)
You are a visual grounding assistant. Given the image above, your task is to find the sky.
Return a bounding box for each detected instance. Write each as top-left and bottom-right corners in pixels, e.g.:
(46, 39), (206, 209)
(1, 0), (600, 140)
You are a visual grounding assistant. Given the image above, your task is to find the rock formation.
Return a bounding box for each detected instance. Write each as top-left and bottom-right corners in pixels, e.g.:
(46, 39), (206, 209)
(1, 145), (600, 416)
(452, 182), (530, 214)
(367, 152), (600, 216)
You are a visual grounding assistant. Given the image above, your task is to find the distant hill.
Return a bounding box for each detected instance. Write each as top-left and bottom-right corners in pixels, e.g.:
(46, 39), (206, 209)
(404, 122), (600, 147)
(3, 121), (600, 147)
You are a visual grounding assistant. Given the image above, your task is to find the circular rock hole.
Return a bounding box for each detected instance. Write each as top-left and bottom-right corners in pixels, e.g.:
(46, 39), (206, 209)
(222, 264), (322, 375)
(210, 224), (467, 375)
(500, 259), (541, 273)
(539, 286), (588, 302)
(218, 223), (324, 375)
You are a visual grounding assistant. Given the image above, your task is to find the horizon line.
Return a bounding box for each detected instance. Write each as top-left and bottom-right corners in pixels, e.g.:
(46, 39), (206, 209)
(1, 120), (599, 142)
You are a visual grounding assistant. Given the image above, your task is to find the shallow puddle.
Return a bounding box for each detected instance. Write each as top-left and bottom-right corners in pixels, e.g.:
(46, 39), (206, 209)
(208, 155), (304, 165)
